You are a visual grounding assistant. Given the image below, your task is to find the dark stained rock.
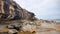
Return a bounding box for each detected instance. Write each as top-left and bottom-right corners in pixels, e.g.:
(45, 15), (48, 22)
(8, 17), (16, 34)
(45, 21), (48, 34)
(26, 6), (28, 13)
(6, 24), (22, 31)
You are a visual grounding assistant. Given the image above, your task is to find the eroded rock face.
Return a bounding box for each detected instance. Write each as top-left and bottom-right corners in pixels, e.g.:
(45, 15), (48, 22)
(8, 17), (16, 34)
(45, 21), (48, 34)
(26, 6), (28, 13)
(0, 0), (36, 21)
(0, 20), (36, 34)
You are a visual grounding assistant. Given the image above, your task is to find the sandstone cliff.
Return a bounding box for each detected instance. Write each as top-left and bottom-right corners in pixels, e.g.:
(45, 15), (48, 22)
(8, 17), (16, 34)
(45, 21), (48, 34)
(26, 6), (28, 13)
(0, 0), (36, 21)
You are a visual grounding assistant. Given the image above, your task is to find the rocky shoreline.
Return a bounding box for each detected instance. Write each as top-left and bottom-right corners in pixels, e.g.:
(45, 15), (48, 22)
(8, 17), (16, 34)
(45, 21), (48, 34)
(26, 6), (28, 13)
(0, 0), (60, 34)
(0, 20), (60, 34)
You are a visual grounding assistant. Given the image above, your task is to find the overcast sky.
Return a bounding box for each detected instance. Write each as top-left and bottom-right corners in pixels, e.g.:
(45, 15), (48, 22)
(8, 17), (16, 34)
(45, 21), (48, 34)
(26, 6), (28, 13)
(14, 0), (60, 19)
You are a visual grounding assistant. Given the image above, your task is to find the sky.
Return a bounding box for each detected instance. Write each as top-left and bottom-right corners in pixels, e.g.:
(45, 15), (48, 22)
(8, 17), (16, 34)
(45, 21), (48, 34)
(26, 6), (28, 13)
(14, 0), (60, 20)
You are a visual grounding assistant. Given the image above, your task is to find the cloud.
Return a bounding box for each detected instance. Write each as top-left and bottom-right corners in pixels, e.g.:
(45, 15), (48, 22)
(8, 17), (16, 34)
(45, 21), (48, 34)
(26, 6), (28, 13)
(14, 0), (60, 19)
